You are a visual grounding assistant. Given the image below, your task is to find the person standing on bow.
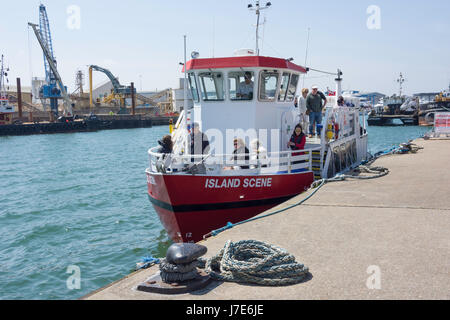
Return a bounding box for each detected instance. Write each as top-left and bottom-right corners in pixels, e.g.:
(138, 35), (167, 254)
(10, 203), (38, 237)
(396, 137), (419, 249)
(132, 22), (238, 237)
(190, 122), (210, 162)
(306, 85), (327, 138)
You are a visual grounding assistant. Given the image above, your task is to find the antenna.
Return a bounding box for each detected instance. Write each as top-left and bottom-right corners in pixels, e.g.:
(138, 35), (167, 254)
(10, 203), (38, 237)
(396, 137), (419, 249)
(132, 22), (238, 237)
(261, 16), (267, 54)
(247, 1), (272, 56)
(302, 27), (311, 87)
(212, 16), (215, 58)
(397, 72), (405, 97)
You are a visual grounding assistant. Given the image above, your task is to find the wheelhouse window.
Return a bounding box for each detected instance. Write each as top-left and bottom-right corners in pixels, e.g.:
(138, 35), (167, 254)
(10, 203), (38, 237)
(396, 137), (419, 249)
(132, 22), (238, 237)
(278, 73), (290, 102)
(259, 71), (279, 101)
(188, 73), (199, 103)
(286, 73), (299, 102)
(198, 72), (224, 101)
(229, 71), (254, 101)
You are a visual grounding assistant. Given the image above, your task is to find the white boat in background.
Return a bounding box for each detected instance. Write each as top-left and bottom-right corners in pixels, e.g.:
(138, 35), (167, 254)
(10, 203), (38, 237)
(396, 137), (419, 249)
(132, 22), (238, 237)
(0, 54), (14, 125)
(399, 97), (419, 114)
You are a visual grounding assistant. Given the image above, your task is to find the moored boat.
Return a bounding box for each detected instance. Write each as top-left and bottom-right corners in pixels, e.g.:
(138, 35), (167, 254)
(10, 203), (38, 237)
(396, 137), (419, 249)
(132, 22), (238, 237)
(145, 2), (369, 243)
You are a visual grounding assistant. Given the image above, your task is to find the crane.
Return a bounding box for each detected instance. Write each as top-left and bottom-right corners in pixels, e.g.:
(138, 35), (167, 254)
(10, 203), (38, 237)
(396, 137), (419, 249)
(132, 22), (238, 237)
(28, 4), (72, 120)
(88, 65), (136, 109)
(89, 65), (174, 113)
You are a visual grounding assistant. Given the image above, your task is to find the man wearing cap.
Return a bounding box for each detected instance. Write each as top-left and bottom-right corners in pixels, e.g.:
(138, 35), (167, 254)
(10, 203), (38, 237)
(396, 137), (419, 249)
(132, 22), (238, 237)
(306, 85), (327, 138)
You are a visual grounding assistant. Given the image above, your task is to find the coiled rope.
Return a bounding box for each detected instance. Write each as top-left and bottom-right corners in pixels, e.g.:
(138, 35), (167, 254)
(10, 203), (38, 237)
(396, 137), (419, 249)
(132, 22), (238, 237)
(198, 240), (309, 286)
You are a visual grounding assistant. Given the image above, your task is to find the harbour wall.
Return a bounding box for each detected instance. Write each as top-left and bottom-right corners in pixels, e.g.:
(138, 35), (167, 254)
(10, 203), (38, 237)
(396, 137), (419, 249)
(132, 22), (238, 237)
(0, 115), (177, 136)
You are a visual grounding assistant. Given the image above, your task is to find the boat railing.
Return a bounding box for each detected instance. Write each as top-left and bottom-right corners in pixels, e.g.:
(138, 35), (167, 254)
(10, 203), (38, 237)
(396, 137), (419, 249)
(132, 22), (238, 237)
(171, 110), (187, 155)
(147, 146), (321, 175)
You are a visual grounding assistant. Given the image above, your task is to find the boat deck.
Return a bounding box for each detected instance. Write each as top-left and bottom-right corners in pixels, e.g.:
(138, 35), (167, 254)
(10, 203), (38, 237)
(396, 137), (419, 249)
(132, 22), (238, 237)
(83, 138), (450, 300)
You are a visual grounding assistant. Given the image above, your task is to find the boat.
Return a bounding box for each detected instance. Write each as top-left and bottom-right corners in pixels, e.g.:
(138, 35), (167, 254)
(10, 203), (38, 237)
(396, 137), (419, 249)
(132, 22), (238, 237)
(367, 95), (420, 126)
(0, 54), (14, 125)
(417, 86), (450, 126)
(145, 2), (369, 243)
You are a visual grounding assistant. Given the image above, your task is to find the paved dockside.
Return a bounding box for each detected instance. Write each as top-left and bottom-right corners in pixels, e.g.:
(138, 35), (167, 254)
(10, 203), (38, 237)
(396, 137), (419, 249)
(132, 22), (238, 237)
(83, 138), (450, 300)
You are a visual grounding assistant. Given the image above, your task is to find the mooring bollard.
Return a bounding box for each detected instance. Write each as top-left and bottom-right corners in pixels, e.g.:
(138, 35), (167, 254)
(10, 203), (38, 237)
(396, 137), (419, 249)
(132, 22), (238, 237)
(136, 243), (213, 294)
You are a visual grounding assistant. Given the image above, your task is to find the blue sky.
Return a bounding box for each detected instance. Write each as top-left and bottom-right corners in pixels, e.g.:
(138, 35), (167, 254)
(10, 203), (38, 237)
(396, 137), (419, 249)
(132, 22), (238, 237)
(1, 0), (449, 95)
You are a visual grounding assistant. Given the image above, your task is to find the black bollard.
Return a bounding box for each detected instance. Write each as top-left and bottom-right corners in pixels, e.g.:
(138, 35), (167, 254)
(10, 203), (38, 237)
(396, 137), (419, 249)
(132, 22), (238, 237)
(136, 243), (213, 295)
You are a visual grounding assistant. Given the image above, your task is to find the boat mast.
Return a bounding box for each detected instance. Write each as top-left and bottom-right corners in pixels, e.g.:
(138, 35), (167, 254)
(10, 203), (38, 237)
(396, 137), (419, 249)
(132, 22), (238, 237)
(0, 55), (4, 98)
(183, 35), (188, 151)
(248, 1), (271, 56)
(335, 69), (343, 104)
(397, 72), (405, 97)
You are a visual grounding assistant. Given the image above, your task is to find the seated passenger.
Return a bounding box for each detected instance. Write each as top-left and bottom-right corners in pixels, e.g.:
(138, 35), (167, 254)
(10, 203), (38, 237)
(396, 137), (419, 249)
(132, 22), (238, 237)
(226, 138), (250, 170)
(236, 72), (254, 100)
(250, 138), (268, 168)
(157, 135), (173, 154)
(156, 135), (173, 172)
(288, 124), (306, 159)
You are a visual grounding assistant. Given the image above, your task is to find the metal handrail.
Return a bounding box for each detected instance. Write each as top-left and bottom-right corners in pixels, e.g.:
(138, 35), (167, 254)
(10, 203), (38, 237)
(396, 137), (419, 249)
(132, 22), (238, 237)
(147, 147), (321, 175)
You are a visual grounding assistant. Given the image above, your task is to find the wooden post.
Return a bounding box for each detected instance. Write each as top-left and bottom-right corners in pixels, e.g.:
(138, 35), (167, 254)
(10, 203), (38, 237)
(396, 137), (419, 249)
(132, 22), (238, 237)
(131, 82), (136, 116)
(16, 78), (23, 119)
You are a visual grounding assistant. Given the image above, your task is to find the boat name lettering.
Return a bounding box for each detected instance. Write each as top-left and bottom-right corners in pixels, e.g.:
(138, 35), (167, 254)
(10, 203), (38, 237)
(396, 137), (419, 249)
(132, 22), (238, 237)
(205, 178), (272, 189)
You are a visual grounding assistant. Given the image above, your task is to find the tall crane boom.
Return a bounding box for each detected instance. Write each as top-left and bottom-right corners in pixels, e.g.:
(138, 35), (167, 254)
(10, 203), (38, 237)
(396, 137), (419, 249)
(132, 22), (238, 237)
(39, 4), (55, 85)
(28, 5), (72, 118)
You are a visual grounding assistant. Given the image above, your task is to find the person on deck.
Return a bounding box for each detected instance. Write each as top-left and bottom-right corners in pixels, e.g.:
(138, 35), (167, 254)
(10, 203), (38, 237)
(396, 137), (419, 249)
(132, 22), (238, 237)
(157, 135), (173, 154)
(236, 72), (254, 100)
(231, 138), (250, 169)
(288, 124), (306, 159)
(190, 122), (210, 157)
(250, 138), (268, 168)
(299, 88), (309, 134)
(306, 85), (327, 138)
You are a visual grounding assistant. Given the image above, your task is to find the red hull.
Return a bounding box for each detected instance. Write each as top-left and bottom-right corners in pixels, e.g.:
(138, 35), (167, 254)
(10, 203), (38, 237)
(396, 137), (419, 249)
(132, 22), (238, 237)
(146, 172), (314, 242)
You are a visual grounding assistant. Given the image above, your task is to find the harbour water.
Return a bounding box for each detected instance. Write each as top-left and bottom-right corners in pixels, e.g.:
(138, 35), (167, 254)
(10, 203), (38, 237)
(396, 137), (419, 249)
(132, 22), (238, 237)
(0, 125), (430, 300)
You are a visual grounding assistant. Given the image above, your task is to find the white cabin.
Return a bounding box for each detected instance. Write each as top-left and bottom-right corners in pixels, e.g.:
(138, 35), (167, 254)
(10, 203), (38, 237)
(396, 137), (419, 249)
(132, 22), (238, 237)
(182, 55), (306, 153)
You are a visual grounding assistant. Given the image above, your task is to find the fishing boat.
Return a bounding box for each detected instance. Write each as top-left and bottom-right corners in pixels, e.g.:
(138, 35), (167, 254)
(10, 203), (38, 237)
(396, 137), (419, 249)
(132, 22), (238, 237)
(417, 86), (450, 126)
(0, 54), (14, 125)
(145, 1), (369, 243)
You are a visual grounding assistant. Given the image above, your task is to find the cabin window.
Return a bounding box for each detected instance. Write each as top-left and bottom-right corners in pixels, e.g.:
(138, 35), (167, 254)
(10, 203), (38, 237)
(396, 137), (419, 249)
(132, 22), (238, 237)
(199, 72), (224, 101)
(286, 73), (299, 102)
(259, 71), (279, 101)
(188, 73), (200, 103)
(228, 71), (254, 101)
(278, 73), (290, 102)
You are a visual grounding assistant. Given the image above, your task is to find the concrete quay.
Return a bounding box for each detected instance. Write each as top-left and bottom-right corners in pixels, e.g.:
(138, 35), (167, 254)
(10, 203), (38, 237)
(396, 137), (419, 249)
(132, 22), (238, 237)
(84, 138), (450, 300)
